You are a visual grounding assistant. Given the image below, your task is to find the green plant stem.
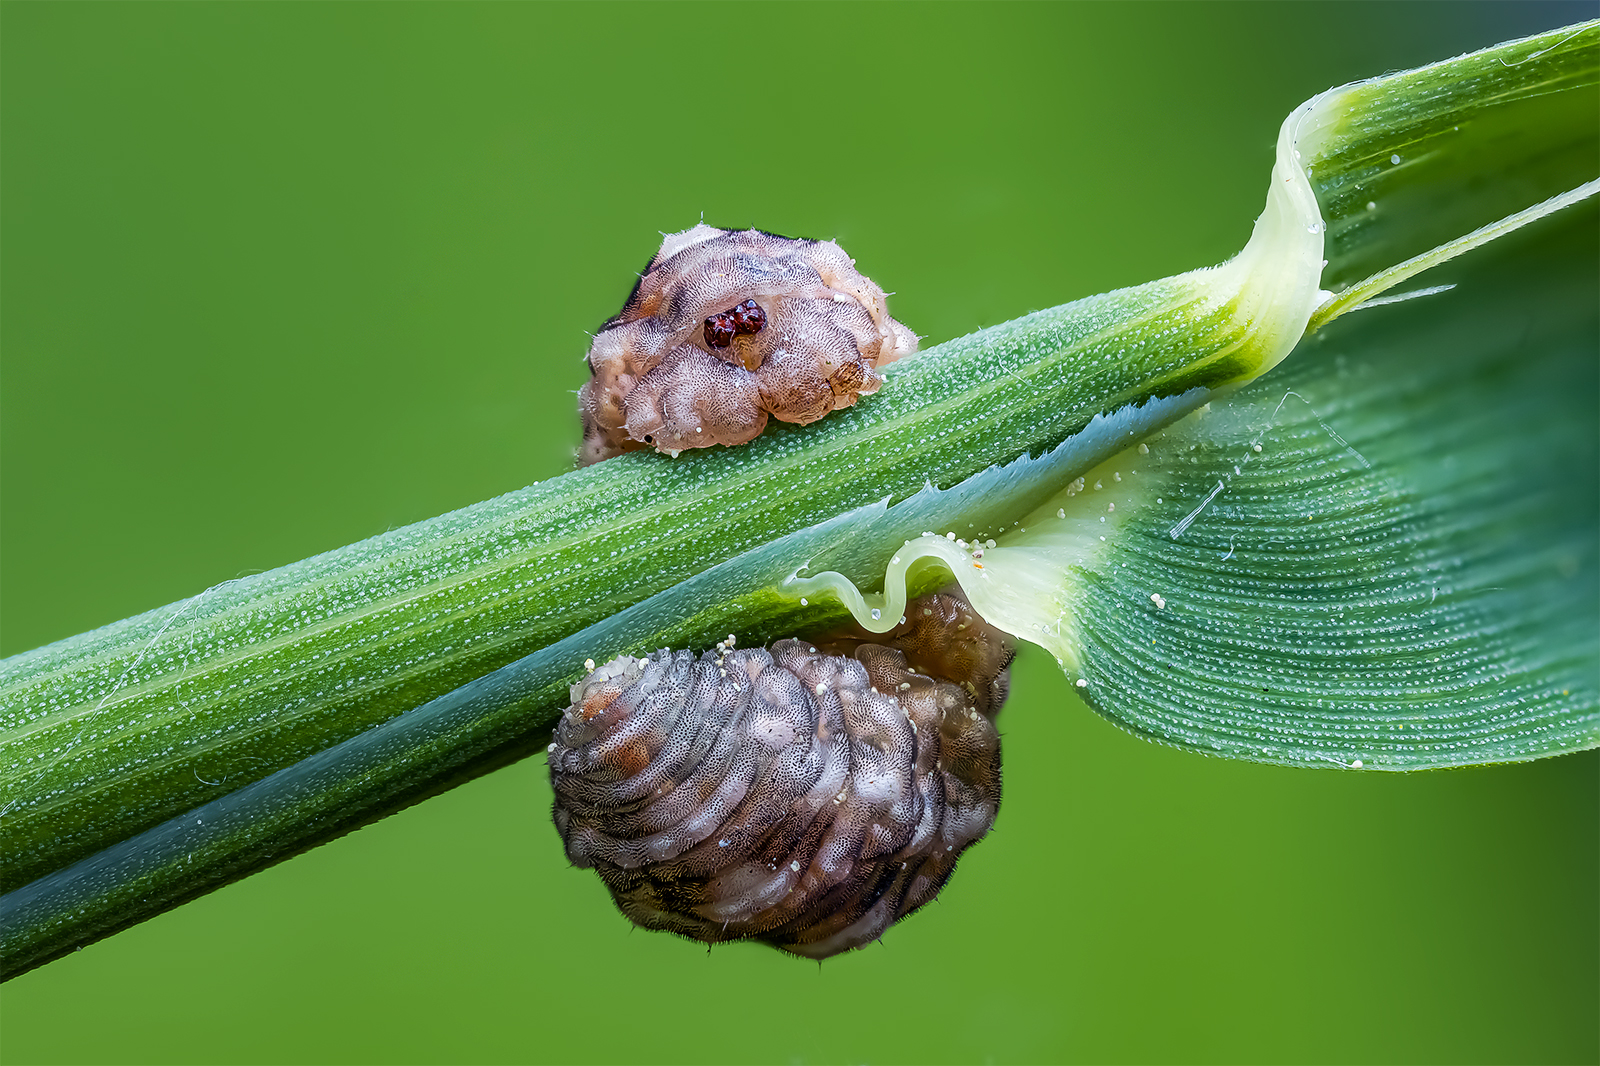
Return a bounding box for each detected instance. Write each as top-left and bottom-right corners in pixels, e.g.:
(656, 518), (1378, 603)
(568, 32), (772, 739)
(0, 274), (1263, 965)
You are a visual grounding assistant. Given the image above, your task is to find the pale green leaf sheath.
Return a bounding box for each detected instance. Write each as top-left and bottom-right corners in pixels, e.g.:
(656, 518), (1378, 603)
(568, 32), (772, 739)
(1, 23), (1596, 978)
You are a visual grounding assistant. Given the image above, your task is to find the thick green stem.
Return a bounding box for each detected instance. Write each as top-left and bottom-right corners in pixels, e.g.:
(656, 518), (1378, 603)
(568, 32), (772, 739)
(0, 267), (1287, 976)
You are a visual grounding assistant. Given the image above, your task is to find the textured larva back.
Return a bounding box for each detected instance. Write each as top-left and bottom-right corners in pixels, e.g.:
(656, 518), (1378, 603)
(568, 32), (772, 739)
(549, 593), (1011, 958)
(577, 224), (918, 466)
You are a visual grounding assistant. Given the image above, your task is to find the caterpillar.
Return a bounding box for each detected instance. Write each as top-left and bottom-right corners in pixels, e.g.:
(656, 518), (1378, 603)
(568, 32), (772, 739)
(548, 592), (1012, 959)
(578, 224), (918, 465)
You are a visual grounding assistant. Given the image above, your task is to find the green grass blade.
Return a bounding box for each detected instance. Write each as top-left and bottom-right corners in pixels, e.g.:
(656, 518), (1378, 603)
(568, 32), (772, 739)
(1003, 215), (1598, 767)
(1309, 20), (1599, 292)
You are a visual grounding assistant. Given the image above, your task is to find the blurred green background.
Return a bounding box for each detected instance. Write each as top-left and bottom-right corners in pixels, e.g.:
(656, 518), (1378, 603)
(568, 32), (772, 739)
(3, 3), (1596, 1063)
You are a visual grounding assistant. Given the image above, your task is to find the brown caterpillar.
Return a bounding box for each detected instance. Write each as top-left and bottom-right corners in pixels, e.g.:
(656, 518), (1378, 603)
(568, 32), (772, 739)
(548, 592), (1012, 959)
(578, 224), (918, 466)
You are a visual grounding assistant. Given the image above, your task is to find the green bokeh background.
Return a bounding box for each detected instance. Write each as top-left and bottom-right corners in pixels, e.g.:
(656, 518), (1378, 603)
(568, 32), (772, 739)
(3, 3), (1596, 1063)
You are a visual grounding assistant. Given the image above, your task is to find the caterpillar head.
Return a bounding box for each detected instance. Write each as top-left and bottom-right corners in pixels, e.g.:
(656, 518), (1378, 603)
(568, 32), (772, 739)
(577, 225), (918, 466)
(548, 592), (1011, 959)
